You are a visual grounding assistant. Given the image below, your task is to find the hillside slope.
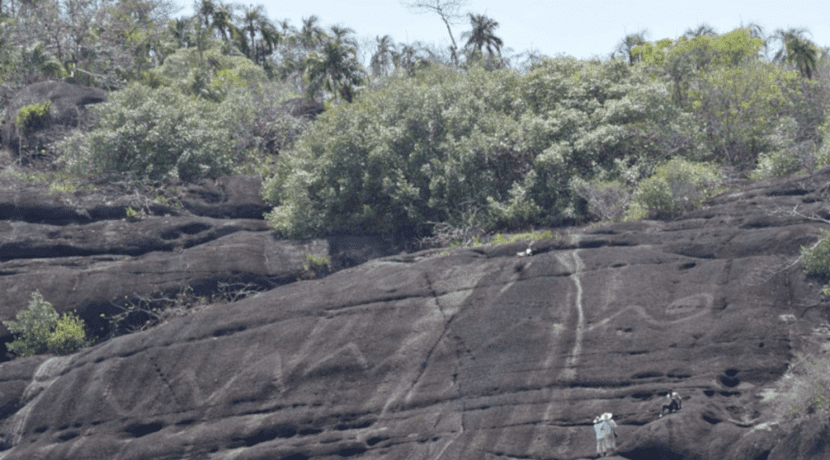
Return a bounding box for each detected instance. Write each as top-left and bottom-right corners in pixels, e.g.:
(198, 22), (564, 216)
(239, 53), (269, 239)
(1, 169), (830, 460)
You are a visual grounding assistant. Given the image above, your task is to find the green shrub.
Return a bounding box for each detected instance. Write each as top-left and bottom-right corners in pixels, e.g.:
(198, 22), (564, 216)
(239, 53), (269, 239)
(150, 47), (267, 101)
(263, 65), (540, 237)
(752, 148), (803, 179)
(264, 61), (689, 238)
(815, 143), (830, 168)
(303, 253), (330, 271)
(49, 182), (76, 194)
(570, 176), (632, 222)
(771, 353), (830, 419)
(802, 230), (830, 277)
(58, 84), (241, 181)
(299, 253), (331, 279)
(58, 81), (303, 183)
(46, 313), (90, 355)
(625, 158), (722, 220)
(2, 292), (89, 357)
(3, 292), (58, 357)
(16, 101), (51, 133)
(751, 117), (806, 179)
(813, 116), (830, 168)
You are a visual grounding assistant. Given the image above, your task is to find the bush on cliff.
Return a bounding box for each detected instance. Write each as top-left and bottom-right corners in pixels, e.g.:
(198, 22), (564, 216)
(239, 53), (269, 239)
(263, 59), (702, 238)
(625, 158), (722, 220)
(57, 82), (302, 182)
(633, 28), (810, 169)
(147, 46), (268, 102)
(16, 101), (51, 133)
(802, 230), (830, 278)
(2, 292), (89, 357)
(58, 83), (244, 181)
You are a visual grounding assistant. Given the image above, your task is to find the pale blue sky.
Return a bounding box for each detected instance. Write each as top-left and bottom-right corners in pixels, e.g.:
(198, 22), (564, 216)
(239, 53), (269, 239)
(176, 0), (830, 62)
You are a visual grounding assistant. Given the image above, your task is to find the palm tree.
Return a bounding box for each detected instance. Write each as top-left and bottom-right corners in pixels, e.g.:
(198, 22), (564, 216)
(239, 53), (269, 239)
(329, 25), (357, 48)
(211, 5), (237, 42)
(190, 16), (214, 64)
(461, 13), (503, 59)
(772, 28), (818, 79)
(238, 4), (280, 65)
(299, 15), (327, 52)
(370, 35), (396, 77)
(392, 42), (418, 74)
(615, 30), (647, 65)
(194, 0), (239, 44)
(168, 18), (191, 49)
(304, 37), (365, 103)
(683, 23), (717, 38)
(195, 0), (216, 30)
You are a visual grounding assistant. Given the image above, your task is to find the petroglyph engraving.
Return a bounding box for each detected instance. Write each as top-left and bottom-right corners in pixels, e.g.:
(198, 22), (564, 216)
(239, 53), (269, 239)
(555, 245), (585, 381)
(666, 293), (713, 315)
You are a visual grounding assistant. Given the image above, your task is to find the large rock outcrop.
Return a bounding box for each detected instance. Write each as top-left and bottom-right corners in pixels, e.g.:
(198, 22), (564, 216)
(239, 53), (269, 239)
(0, 174), (396, 342)
(1, 169), (830, 459)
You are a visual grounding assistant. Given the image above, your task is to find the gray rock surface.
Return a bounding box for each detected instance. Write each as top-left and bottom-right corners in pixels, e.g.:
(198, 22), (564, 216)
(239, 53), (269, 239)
(1, 170), (830, 459)
(0, 174), (396, 341)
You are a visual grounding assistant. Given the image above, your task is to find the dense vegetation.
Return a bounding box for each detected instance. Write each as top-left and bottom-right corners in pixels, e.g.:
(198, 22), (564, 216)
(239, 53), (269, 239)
(1, 0), (828, 241)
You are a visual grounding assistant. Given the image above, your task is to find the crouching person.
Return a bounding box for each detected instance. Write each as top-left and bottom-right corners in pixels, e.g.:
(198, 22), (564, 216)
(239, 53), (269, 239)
(660, 389), (682, 417)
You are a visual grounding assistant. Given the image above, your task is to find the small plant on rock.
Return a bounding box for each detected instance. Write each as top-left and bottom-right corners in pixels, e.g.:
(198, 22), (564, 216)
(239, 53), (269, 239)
(304, 253), (330, 271)
(125, 205), (147, 221)
(16, 101), (51, 133)
(299, 253), (331, 279)
(802, 229), (830, 278)
(46, 313), (91, 355)
(49, 181), (77, 194)
(491, 229), (554, 246)
(2, 292), (89, 357)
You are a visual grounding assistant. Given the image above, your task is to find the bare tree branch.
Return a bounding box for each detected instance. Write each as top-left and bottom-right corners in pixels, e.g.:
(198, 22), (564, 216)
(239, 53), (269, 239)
(400, 0), (468, 64)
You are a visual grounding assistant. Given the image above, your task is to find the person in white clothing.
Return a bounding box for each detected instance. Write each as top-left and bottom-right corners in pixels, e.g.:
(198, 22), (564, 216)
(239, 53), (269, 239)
(593, 412), (617, 457)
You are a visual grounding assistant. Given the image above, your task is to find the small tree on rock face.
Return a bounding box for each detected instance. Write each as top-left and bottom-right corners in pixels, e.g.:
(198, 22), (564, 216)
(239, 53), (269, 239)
(2, 292), (89, 358)
(3, 292), (58, 357)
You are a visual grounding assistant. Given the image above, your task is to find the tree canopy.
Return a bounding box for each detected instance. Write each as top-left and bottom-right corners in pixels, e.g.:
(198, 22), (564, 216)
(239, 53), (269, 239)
(1, 3), (828, 243)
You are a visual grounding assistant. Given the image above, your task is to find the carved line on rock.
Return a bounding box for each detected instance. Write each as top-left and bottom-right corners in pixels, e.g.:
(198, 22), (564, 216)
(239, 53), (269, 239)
(400, 272), (458, 410)
(556, 246), (585, 382)
(585, 293), (714, 332)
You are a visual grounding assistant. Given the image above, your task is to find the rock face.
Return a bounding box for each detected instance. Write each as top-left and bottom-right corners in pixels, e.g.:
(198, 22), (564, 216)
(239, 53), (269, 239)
(1, 81), (107, 159)
(0, 174), (396, 341)
(1, 170), (830, 459)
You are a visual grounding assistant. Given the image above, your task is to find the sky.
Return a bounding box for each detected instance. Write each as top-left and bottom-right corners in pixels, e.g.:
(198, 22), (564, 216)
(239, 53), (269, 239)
(175, 0), (830, 62)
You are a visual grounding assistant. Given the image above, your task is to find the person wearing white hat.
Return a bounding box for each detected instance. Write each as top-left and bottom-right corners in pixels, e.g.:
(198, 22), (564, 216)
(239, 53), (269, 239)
(594, 412), (617, 457)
